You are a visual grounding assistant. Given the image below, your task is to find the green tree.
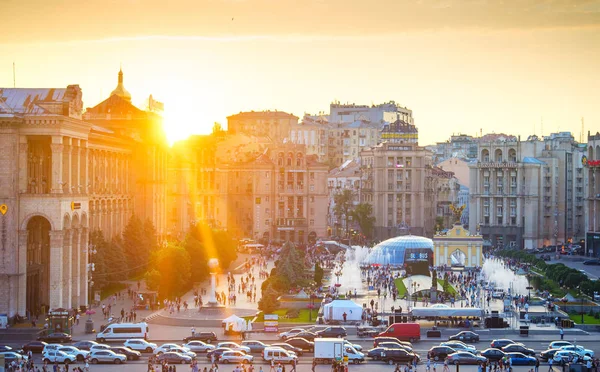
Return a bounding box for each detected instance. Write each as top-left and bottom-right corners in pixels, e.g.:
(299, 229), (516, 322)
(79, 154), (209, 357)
(145, 269), (161, 291)
(351, 203), (376, 239)
(149, 243), (192, 299)
(314, 262), (324, 286)
(258, 287), (281, 314)
(89, 230), (109, 290)
(333, 189), (354, 236)
(122, 215), (145, 274)
(275, 242), (306, 286)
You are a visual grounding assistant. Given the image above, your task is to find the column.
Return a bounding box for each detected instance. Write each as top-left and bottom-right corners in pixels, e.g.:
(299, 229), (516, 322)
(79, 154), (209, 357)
(50, 137), (64, 194)
(82, 143), (88, 194)
(476, 243), (481, 266)
(64, 138), (72, 193)
(71, 229), (80, 307)
(468, 243), (473, 267)
(49, 230), (64, 309)
(63, 230), (72, 309)
(444, 244), (448, 266)
(18, 136), (28, 193)
(80, 228), (89, 306)
(72, 140), (80, 193)
(17, 231), (28, 316)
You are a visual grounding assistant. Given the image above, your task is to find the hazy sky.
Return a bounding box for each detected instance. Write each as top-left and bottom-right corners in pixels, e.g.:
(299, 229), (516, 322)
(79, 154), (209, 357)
(1, 0), (599, 144)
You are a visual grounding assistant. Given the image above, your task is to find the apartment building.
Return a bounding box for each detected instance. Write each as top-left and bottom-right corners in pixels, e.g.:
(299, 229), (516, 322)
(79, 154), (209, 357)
(330, 101), (414, 125)
(227, 110), (298, 142)
(585, 131), (600, 257)
(326, 160), (361, 235)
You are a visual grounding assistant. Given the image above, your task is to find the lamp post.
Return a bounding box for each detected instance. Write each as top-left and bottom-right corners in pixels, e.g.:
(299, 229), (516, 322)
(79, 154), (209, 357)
(412, 282), (420, 307)
(579, 286), (584, 324)
(308, 293), (316, 322)
(87, 243), (97, 307)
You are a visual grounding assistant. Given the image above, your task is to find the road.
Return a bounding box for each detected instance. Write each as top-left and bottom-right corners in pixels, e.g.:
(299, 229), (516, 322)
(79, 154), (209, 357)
(535, 254), (600, 280)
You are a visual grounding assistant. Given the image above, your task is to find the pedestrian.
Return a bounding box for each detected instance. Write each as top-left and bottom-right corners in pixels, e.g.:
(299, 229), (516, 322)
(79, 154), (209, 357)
(311, 359), (317, 372)
(560, 327), (564, 340)
(548, 356), (553, 372)
(443, 360), (449, 372)
(426, 358), (431, 372)
(191, 327), (195, 337)
(535, 358), (539, 372)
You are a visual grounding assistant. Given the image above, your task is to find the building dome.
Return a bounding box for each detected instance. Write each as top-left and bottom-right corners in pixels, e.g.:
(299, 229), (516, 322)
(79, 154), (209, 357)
(110, 68), (131, 102)
(364, 235), (434, 266)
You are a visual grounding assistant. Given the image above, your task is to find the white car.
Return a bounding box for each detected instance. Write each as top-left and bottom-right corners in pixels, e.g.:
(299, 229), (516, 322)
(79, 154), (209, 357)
(183, 341), (216, 353)
(553, 350), (591, 364)
(216, 342), (250, 354)
(154, 344), (191, 355)
(124, 339), (157, 353)
(58, 346), (90, 361)
(278, 328), (305, 340)
(42, 344), (64, 353)
(89, 350), (127, 364)
(560, 345), (594, 358)
(42, 350), (77, 364)
(90, 344), (111, 352)
(344, 341), (363, 352)
(548, 341), (572, 350)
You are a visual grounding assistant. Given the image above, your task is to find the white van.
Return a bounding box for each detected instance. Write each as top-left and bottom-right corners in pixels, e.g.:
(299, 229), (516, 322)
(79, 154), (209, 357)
(262, 347), (297, 364)
(96, 322), (149, 342)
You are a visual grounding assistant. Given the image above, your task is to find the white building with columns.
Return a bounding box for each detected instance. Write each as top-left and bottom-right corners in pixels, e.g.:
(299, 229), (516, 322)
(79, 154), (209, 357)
(0, 81), (142, 319)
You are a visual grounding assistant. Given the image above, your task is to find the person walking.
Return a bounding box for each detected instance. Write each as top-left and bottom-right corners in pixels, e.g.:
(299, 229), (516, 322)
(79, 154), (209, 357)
(290, 358), (297, 372)
(548, 356), (553, 372)
(560, 327), (564, 340)
(535, 358), (540, 372)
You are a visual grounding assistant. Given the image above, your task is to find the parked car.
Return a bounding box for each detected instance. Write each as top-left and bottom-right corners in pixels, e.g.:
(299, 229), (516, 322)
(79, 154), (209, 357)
(315, 326), (347, 338)
(89, 350), (127, 364)
(428, 346), (457, 361)
(373, 337), (413, 349)
(380, 348), (420, 365)
(377, 323), (421, 342)
(38, 332), (72, 343)
(206, 347), (233, 360)
(506, 352), (537, 365)
(72, 341), (98, 351)
(583, 259), (600, 266)
(183, 341), (216, 353)
(0, 346), (13, 353)
(183, 332), (218, 344)
(480, 348), (507, 362)
(490, 339), (521, 349)
(154, 344), (190, 355)
(560, 345), (594, 358)
(292, 331), (318, 341)
(124, 339), (157, 353)
(446, 352), (487, 365)
(219, 350), (254, 364)
(367, 347), (388, 360)
(216, 342), (250, 354)
(502, 344), (535, 356)
(553, 351), (590, 365)
(449, 331), (480, 343)
(539, 349), (561, 362)
(0, 352), (27, 364)
(58, 346), (90, 361)
(109, 346), (141, 361)
(22, 341), (48, 354)
(548, 341), (572, 350)
(270, 343), (303, 356)
(285, 338), (315, 352)
(89, 344), (111, 352)
(157, 352), (192, 364)
(42, 351), (77, 364)
(278, 328), (306, 340)
(440, 342), (476, 354)
(241, 340), (269, 354)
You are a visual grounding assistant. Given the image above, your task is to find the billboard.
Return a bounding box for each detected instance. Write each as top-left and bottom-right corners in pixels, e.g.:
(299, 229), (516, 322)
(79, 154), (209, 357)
(263, 314), (279, 332)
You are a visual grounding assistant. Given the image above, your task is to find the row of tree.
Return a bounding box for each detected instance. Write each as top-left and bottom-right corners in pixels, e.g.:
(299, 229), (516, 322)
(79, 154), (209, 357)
(332, 189), (376, 238)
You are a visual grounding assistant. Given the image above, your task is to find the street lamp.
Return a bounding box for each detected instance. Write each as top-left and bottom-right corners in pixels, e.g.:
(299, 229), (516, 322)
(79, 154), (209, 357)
(86, 243), (97, 306)
(412, 282), (420, 306)
(578, 286), (584, 324)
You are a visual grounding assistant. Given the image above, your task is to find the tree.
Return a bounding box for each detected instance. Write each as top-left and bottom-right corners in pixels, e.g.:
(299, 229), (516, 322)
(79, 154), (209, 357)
(258, 287), (281, 314)
(145, 269), (161, 291)
(149, 243), (192, 299)
(275, 242), (306, 286)
(333, 189), (354, 236)
(314, 262), (324, 287)
(89, 230), (109, 290)
(122, 215), (146, 275)
(351, 203), (376, 239)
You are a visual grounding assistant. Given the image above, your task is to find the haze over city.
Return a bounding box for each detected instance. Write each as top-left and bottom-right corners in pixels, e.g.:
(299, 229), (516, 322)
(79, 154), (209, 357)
(2, 0), (599, 144)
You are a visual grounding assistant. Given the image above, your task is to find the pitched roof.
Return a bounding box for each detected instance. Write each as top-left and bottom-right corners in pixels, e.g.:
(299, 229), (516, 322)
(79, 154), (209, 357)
(85, 94), (144, 116)
(0, 88), (66, 116)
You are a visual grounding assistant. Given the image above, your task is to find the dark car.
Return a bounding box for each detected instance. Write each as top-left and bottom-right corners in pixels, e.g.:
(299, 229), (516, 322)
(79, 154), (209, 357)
(270, 343), (303, 356)
(480, 348), (507, 362)
(449, 331), (480, 343)
(367, 347), (388, 360)
(380, 348), (420, 365)
(490, 339), (521, 349)
(447, 352), (487, 365)
(157, 352), (192, 364)
(285, 337), (315, 352)
(428, 346), (457, 361)
(0, 346), (13, 353)
(206, 347), (233, 360)
(184, 332), (218, 344)
(507, 352), (537, 365)
(72, 341), (98, 351)
(22, 341), (48, 354)
(583, 260), (600, 266)
(241, 340), (269, 354)
(38, 332), (72, 343)
(109, 347), (141, 361)
(378, 342), (412, 352)
(374, 337), (413, 349)
(502, 344), (535, 356)
(540, 349), (561, 361)
(293, 331), (318, 341)
(315, 326), (347, 338)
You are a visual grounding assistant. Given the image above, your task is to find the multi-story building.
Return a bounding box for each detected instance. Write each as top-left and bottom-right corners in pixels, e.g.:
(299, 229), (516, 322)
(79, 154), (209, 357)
(290, 115), (331, 163)
(433, 134), (478, 162)
(330, 101), (413, 125)
(326, 160), (361, 235)
(585, 131), (600, 257)
(341, 120), (380, 162)
(431, 166), (460, 230)
(468, 133), (586, 250)
(83, 69), (168, 237)
(360, 142), (435, 239)
(381, 119), (418, 145)
(227, 110), (299, 143)
(0, 76), (156, 319)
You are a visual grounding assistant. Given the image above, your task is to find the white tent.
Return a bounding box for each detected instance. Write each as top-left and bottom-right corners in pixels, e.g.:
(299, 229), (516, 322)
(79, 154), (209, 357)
(323, 300), (363, 321)
(222, 314), (246, 332)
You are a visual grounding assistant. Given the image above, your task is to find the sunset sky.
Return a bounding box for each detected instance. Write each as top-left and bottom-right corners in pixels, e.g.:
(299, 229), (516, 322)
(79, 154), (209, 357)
(1, 0), (599, 145)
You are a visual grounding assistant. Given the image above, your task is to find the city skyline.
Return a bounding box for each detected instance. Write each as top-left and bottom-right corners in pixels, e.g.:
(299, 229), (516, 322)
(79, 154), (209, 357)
(2, 0), (599, 145)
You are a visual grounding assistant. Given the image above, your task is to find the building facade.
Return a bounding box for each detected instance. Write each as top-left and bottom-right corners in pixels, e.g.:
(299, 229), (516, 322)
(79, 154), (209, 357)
(360, 142), (436, 240)
(330, 101), (413, 125)
(227, 110), (299, 143)
(326, 160), (361, 236)
(585, 132), (600, 257)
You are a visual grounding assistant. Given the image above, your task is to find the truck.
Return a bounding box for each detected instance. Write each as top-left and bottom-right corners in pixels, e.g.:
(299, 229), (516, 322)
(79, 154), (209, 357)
(377, 323), (421, 342)
(313, 338), (365, 364)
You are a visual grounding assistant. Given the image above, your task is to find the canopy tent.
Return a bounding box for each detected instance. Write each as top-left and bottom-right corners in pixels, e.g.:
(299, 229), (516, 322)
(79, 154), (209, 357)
(222, 314), (246, 332)
(323, 300), (363, 321)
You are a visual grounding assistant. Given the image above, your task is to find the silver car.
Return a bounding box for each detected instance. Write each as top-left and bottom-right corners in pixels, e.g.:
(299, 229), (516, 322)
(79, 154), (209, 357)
(58, 346), (90, 361)
(183, 341), (215, 353)
(219, 350), (254, 364)
(89, 350), (127, 364)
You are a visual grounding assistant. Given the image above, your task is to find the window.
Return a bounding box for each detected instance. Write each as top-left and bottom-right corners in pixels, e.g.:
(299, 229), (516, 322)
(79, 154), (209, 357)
(310, 219), (314, 226)
(265, 219), (270, 226)
(113, 327), (142, 334)
(310, 172), (315, 180)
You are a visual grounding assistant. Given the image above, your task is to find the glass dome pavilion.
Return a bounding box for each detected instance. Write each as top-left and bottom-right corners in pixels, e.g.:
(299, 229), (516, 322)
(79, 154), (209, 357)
(364, 235), (434, 266)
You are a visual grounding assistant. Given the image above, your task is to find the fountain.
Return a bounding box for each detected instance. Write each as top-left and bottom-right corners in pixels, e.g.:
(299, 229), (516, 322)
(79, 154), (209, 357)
(337, 246), (371, 293)
(200, 258), (225, 312)
(481, 258), (529, 296)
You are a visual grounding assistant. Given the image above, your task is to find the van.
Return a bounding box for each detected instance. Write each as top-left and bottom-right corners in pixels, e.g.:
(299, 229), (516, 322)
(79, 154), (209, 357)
(377, 323), (421, 342)
(262, 347), (297, 364)
(492, 288), (504, 299)
(96, 322), (149, 342)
